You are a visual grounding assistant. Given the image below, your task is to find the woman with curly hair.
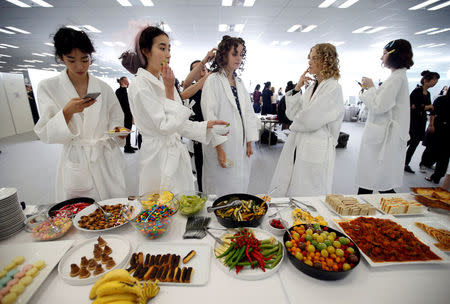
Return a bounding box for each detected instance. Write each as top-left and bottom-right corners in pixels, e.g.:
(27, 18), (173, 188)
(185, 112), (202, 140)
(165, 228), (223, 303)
(270, 43), (344, 197)
(201, 35), (259, 196)
(356, 39), (414, 194)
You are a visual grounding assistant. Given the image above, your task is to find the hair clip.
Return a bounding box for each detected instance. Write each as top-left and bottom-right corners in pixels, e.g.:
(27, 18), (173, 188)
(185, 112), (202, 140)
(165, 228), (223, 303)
(387, 49), (396, 54)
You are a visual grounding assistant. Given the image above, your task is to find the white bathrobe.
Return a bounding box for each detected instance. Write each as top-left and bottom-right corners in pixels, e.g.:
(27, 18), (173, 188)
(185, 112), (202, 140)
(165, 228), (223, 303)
(201, 71), (259, 196)
(128, 68), (210, 195)
(270, 78), (344, 197)
(34, 70), (127, 202)
(355, 68), (410, 191)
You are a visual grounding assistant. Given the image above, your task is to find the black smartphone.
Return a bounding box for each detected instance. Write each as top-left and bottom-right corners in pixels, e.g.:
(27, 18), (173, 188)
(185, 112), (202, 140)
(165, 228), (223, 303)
(356, 80), (362, 87)
(82, 92), (101, 102)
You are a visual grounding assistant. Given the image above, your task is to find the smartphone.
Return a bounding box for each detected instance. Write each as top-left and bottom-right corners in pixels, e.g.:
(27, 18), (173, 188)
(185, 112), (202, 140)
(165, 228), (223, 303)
(82, 92), (101, 101)
(356, 80), (362, 87)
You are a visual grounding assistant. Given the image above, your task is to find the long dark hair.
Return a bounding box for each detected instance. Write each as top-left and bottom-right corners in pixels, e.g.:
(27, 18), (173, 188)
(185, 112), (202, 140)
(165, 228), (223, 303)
(210, 35), (246, 73)
(254, 84), (260, 91)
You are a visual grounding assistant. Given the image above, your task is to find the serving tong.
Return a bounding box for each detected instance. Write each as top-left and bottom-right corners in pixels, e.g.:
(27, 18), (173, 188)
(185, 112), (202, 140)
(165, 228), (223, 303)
(93, 201), (113, 219)
(206, 197), (242, 213)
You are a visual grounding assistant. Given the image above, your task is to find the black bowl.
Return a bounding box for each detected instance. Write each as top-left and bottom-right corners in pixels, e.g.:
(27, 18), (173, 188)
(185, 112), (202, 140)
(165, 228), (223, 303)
(48, 197), (95, 217)
(213, 193), (267, 228)
(283, 224), (361, 281)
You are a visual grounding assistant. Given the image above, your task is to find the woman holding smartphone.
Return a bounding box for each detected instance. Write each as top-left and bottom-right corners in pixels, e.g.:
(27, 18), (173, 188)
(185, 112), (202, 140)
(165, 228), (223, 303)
(121, 26), (227, 195)
(355, 39), (413, 194)
(34, 27), (127, 201)
(201, 36), (259, 196)
(270, 43), (344, 197)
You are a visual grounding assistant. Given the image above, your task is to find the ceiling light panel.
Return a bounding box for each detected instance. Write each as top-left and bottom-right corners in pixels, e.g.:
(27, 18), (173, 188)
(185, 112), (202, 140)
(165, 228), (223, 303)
(32, 53), (46, 57)
(0, 54), (12, 57)
(417, 43), (436, 48)
(428, 43), (446, 48)
(287, 25), (301, 32)
(352, 26), (372, 33)
(409, 0), (440, 10)
(6, 0), (30, 8)
(281, 41), (291, 46)
(234, 24), (245, 32)
(339, 0), (359, 8)
(161, 24), (171, 32)
(365, 26), (387, 34)
(414, 27), (439, 34)
(243, 0), (256, 6)
(66, 25), (81, 31)
(5, 26), (31, 34)
(0, 29), (16, 34)
(219, 24), (229, 32)
(428, 0), (450, 10)
(117, 0), (132, 6)
(31, 0), (53, 7)
(222, 0), (232, 6)
(83, 25), (101, 33)
(44, 42), (54, 46)
(427, 28), (450, 35)
(318, 0), (337, 8)
(0, 44), (19, 48)
(139, 0), (154, 6)
(302, 25), (317, 32)
(41, 52), (54, 56)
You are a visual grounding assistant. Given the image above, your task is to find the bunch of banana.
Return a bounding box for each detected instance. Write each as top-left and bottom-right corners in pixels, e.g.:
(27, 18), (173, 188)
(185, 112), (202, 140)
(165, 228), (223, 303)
(89, 269), (160, 304)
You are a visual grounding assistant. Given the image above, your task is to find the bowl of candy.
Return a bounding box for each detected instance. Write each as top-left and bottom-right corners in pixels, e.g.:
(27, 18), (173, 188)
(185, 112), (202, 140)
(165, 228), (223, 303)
(128, 200), (178, 239)
(47, 197), (94, 218)
(175, 191), (207, 216)
(26, 214), (72, 241)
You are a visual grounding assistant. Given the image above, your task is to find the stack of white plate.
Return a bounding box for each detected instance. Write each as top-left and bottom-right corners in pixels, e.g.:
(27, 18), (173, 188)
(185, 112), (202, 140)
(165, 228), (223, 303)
(0, 188), (25, 240)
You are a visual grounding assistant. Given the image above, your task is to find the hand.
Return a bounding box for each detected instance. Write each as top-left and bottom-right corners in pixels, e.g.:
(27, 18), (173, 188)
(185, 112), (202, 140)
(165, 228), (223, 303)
(296, 68), (313, 90)
(161, 62), (175, 100)
(207, 120), (228, 129)
(202, 48), (217, 65)
(362, 77), (374, 88)
(411, 104), (416, 109)
(427, 125), (435, 133)
(425, 104), (434, 111)
(246, 142), (253, 158)
(63, 97), (96, 123)
(216, 146), (227, 168)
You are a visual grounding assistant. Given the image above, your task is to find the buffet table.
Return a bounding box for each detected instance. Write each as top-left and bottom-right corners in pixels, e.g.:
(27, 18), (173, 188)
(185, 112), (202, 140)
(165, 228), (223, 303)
(1, 195), (449, 304)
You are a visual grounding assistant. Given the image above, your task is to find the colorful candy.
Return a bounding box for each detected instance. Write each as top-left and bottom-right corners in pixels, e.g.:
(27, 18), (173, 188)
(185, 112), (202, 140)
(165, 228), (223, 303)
(31, 216), (72, 241)
(133, 204), (175, 239)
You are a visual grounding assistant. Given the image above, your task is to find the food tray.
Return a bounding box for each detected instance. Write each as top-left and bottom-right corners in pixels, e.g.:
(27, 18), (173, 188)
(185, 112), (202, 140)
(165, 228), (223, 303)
(409, 187), (450, 212)
(58, 235), (131, 285)
(402, 220), (450, 254)
(213, 228), (284, 281)
(0, 240), (73, 303)
(319, 197), (383, 218)
(72, 198), (141, 232)
(133, 242), (211, 286)
(334, 218), (449, 267)
(359, 194), (425, 216)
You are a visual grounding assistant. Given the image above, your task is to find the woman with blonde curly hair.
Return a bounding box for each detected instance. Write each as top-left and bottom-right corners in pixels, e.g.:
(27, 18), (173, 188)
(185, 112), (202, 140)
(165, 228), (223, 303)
(270, 43), (344, 197)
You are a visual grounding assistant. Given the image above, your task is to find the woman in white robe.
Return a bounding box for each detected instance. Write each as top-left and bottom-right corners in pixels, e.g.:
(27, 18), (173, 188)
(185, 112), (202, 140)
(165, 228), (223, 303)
(201, 36), (260, 196)
(355, 39), (414, 194)
(270, 43), (344, 197)
(121, 26), (227, 195)
(34, 27), (127, 202)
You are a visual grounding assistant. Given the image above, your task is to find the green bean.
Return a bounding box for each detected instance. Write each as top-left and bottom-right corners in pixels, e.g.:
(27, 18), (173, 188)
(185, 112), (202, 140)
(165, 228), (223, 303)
(216, 244), (234, 258)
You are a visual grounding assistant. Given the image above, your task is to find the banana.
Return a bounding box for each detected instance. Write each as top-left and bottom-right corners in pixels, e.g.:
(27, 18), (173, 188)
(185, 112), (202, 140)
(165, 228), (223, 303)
(90, 269), (138, 299)
(99, 301), (135, 304)
(92, 293), (137, 304)
(96, 281), (143, 299)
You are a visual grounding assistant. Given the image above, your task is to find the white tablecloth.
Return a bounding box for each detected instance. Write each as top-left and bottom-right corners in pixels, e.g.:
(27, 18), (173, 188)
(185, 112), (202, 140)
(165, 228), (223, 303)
(2, 195), (450, 304)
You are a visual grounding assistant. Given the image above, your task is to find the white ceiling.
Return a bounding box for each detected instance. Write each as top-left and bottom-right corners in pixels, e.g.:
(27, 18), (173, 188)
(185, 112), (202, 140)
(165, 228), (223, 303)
(0, 0), (449, 91)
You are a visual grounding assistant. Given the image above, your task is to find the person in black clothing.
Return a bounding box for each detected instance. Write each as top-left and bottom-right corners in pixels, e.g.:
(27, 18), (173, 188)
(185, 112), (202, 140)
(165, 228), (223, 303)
(261, 81), (273, 115)
(25, 84), (40, 124)
(424, 89), (449, 183)
(277, 81), (295, 130)
(115, 76), (140, 153)
(404, 70), (439, 173)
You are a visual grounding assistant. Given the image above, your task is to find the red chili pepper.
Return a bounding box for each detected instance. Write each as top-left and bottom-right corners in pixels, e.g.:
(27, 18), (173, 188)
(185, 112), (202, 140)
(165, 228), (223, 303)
(245, 245), (253, 267)
(235, 265), (243, 274)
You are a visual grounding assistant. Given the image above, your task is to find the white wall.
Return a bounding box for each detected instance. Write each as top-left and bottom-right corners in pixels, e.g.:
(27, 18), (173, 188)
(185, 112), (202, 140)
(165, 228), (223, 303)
(0, 72), (34, 139)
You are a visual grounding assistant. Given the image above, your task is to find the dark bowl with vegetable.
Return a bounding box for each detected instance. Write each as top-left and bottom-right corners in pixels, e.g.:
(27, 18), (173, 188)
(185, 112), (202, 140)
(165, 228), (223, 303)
(283, 224), (361, 281)
(47, 197), (94, 218)
(212, 193), (267, 228)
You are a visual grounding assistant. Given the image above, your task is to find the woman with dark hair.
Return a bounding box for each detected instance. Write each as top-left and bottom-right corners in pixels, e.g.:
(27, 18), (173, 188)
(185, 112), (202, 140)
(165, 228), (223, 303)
(201, 35), (259, 196)
(121, 26), (227, 194)
(252, 84), (262, 113)
(34, 27), (127, 201)
(355, 39), (414, 194)
(439, 86), (448, 96)
(261, 81), (273, 115)
(115, 76), (138, 153)
(277, 81), (295, 130)
(404, 70), (439, 173)
(270, 43), (344, 197)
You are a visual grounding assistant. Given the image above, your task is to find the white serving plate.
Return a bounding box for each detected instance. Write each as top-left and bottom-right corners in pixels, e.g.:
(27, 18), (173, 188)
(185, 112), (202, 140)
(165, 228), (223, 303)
(0, 240), (73, 304)
(104, 130), (131, 137)
(214, 228), (284, 281)
(333, 217), (449, 267)
(58, 235), (131, 285)
(402, 219), (450, 254)
(73, 198), (141, 232)
(359, 194), (425, 217)
(133, 242), (211, 286)
(0, 187), (17, 201)
(319, 197), (384, 219)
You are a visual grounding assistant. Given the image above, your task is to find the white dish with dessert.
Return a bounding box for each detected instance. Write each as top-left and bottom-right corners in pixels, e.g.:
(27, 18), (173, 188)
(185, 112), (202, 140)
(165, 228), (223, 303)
(358, 194), (425, 216)
(57, 235), (131, 285)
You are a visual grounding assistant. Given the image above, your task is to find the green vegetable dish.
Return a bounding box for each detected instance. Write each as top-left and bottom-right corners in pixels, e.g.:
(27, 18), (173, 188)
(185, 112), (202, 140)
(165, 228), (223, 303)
(178, 195), (207, 215)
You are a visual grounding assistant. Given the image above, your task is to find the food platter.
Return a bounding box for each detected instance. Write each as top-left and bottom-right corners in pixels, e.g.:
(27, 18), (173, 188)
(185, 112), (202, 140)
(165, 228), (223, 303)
(334, 217), (449, 267)
(72, 198), (141, 232)
(319, 197), (381, 218)
(402, 219), (450, 254)
(132, 242), (211, 286)
(213, 228), (284, 281)
(0, 240), (73, 303)
(358, 194), (425, 216)
(58, 235), (131, 285)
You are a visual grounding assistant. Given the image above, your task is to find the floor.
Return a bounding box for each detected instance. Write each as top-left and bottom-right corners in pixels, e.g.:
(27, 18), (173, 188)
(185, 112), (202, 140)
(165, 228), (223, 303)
(0, 122), (437, 205)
